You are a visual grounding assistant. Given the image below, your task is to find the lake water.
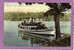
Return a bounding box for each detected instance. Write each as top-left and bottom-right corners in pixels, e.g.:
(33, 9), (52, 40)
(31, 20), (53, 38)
(4, 21), (71, 46)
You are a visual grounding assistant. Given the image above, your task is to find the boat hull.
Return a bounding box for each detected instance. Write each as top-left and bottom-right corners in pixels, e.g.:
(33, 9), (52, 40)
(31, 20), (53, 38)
(18, 28), (55, 35)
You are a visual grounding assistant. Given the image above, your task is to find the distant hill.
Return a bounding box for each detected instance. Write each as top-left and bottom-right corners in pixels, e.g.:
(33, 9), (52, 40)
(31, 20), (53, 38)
(4, 12), (71, 21)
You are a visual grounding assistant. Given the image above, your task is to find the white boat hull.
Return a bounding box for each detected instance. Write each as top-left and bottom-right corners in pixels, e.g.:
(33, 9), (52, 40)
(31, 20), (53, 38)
(18, 28), (55, 35)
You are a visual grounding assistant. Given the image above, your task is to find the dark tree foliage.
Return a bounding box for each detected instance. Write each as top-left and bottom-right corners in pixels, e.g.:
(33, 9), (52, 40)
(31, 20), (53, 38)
(18, 2), (22, 5)
(25, 3), (32, 5)
(44, 3), (71, 16)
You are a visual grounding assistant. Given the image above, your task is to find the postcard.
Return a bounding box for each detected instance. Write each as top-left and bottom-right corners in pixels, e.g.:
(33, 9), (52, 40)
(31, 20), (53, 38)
(0, 0), (73, 50)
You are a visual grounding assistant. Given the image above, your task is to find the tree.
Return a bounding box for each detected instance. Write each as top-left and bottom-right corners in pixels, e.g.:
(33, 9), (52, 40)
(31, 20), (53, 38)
(18, 2), (71, 39)
(44, 3), (71, 39)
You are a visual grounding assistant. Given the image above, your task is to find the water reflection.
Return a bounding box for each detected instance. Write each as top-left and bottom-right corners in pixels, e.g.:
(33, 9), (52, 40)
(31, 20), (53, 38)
(18, 31), (53, 46)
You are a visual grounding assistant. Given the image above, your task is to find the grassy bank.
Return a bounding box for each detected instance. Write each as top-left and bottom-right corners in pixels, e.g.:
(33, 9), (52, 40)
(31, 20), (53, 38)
(40, 36), (70, 46)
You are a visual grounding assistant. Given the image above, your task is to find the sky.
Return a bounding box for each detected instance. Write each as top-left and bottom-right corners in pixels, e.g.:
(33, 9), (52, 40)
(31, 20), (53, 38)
(4, 2), (71, 14)
(4, 2), (50, 13)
